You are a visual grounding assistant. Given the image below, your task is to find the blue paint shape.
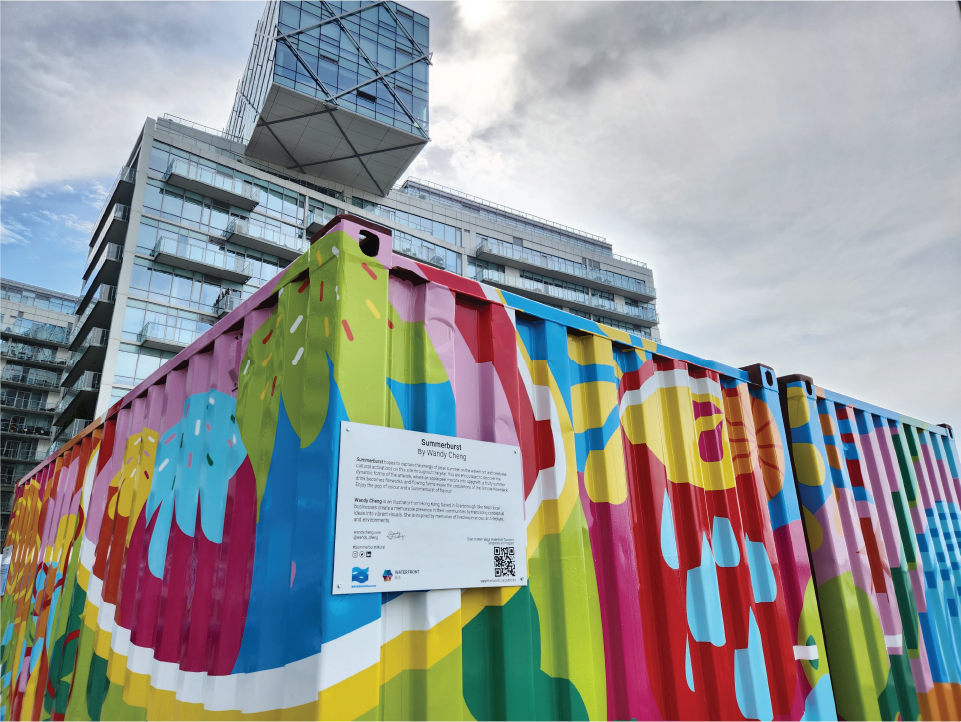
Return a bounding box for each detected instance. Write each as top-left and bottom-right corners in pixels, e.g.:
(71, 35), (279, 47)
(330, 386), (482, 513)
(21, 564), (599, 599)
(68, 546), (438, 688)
(516, 316), (573, 420)
(386, 378), (456, 436)
(800, 673), (837, 721)
(574, 403), (621, 473)
(766, 487), (801, 530)
(145, 389), (247, 578)
(686, 534), (725, 647)
(746, 537), (777, 603)
(712, 516), (741, 567)
(232, 355), (382, 673)
(661, 492), (679, 570)
(852, 486), (875, 504)
(1, 622), (13, 646)
(685, 636), (695, 692)
(568, 358), (618, 386)
(29, 638), (44, 673)
(734, 610), (773, 722)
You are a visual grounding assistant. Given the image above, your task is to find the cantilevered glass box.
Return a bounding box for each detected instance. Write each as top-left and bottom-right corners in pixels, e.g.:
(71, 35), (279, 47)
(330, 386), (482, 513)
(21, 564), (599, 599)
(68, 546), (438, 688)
(227, 1), (430, 196)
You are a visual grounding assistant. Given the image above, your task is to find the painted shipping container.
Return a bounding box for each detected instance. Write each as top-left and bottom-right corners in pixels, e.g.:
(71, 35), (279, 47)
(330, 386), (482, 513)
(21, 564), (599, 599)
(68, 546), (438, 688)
(779, 376), (961, 721)
(0, 212), (947, 721)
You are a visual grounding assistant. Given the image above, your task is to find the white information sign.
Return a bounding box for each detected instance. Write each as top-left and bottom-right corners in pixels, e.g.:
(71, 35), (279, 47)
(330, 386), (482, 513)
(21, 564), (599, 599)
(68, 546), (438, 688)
(333, 422), (527, 594)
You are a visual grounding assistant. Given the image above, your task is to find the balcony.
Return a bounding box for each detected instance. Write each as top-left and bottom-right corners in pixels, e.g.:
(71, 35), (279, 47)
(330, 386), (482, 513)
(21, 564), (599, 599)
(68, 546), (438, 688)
(70, 285), (116, 351)
(475, 239), (656, 301)
(1, 322), (71, 347)
(52, 418), (91, 448)
(63, 328), (109, 387)
(0, 345), (68, 370)
(0, 447), (45, 464)
(137, 322), (204, 353)
(222, 218), (306, 261)
(53, 371), (101, 427)
(213, 294), (241, 318)
(87, 166), (136, 249)
(393, 237), (448, 269)
(0, 397), (57, 414)
(78, 244), (123, 315)
(0, 421), (52, 440)
(164, 158), (260, 209)
(0, 368), (61, 391)
(306, 209), (338, 236)
(87, 202), (129, 256)
(152, 236), (253, 282)
(475, 269), (659, 328)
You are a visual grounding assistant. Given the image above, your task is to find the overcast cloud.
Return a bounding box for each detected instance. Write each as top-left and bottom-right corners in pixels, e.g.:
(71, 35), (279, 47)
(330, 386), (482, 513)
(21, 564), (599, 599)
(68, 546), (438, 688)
(2, 1), (959, 428)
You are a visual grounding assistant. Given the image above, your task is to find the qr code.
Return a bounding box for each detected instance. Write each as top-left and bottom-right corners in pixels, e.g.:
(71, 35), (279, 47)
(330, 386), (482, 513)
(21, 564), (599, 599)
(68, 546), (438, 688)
(494, 546), (516, 577)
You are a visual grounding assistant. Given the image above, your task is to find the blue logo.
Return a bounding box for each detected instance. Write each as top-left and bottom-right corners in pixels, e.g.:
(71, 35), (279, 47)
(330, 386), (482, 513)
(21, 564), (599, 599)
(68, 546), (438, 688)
(383, 569), (393, 581)
(351, 567), (369, 583)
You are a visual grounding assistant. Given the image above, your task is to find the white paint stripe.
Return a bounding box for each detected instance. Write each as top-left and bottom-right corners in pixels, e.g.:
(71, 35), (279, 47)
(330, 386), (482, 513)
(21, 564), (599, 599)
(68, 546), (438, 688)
(195, 419), (201, 436)
(157, 458), (169, 473)
(793, 645), (819, 660)
(885, 634), (903, 648)
(244, 360), (250, 375)
(290, 315), (303, 333)
(292, 347), (304, 365)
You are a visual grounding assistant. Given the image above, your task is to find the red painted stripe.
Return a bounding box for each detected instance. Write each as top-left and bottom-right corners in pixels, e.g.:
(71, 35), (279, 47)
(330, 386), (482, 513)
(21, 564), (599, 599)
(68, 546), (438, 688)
(362, 262), (377, 280)
(342, 320), (354, 341)
(262, 329), (273, 344)
(298, 278), (310, 293)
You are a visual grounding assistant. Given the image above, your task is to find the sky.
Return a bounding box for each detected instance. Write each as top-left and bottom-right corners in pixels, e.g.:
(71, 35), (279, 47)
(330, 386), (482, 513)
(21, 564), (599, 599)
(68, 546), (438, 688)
(2, 1), (959, 429)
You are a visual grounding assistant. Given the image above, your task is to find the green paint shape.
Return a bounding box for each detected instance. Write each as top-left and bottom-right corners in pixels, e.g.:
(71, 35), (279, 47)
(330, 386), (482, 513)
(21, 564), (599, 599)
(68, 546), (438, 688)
(462, 585), (590, 721)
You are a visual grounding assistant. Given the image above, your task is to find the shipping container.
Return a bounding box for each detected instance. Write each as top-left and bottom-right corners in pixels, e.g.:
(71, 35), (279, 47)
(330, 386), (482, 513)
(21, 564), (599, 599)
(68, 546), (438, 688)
(778, 376), (961, 721)
(1, 212), (949, 720)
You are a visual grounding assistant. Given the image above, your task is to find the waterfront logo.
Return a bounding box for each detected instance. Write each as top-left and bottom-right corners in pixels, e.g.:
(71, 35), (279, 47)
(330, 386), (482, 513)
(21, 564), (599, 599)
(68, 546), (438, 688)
(383, 569), (393, 581)
(351, 567), (369, 583)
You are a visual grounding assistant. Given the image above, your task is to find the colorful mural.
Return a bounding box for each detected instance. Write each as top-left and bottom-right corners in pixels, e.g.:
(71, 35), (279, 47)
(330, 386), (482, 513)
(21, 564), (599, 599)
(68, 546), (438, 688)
(0, 215), (953, 720)
(780, 378), (961, 721)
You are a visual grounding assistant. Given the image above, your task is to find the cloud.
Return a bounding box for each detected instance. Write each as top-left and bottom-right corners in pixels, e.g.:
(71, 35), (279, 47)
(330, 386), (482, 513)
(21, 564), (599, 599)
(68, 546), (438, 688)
(0, 218), (31, 245)
(1, 0), (957, 429)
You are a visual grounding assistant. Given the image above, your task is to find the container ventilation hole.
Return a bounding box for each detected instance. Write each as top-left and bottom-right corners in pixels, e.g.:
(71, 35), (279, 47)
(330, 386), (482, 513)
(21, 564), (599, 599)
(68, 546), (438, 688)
(805, 381), (813, 396)
(764, 370), (774, 387)
(359, 230), (380, 257)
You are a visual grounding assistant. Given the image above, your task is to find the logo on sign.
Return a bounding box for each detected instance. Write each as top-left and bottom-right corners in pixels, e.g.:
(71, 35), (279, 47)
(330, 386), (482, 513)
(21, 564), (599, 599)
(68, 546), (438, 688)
(383, 569), (393, 581)
(351, 567), (369, 583)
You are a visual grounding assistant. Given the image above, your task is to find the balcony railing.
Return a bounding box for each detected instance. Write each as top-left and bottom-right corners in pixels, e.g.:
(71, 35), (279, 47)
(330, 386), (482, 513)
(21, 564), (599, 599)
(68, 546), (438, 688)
(0, 346), (68, 367)
(222, 218), (306, 258)
(0, 398), (57, 413)
(71, 285), (116, 344)
(88, 166), (136, 248)
(475, 269), (659, 325)
(152, 236), (252, 280)
(165, 158), (260, 208)
(393, 237), (448, 269)
(213, 294), (241, 317)
(137, 322), (205, 350)
(81, 243), (124, 300)
(475, 239), (655, 298)
(67, 327), (109, 367)
(0, 447), (45, 463)
(0, 369), (61, 389)
(52, 418), (91, 446)
(2, 322), (71, 345)
(306, 209), (337, 234)
(54, 371), (101, 418)
(1, 420), (52, 437)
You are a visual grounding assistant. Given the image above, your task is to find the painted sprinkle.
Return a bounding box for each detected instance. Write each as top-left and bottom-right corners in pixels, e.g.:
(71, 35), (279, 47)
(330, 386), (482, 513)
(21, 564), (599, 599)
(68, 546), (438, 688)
(331, 245), (339, 256)
(366, 299), (381, 319)
(262, 352), (273, 367)
(342, 319), (354, 341)
(271, 376), (277, 395)
(262, 329), (273, 344)
(208, 396), (215, 406)
(319, 280), (324, 301)
(205, 422), (212, 433)
(387, 319), (394, 330)
(244, 360), (250, 375)
(158, 459), (169, 472)
(316, 250), (323, 265)
(188, 452), (193, 469)
(298, 278), (310, 294)
(260, 381), (270, 400)
(362, 262), (377, 280)
(292, 347), (304, 365)
(290, 315), (303, 333)
(324, 317), (330, 337)
(276, 314), (283, 328)
(195, 419), (201, 436)
(207, 454), (214, 467)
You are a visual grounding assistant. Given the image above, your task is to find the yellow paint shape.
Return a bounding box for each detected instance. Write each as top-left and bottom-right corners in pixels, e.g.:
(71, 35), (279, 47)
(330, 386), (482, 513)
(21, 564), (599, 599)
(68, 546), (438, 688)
(276, 314), (283, 327)
(366, 298), (381, 319)
(583, 429), (628, 504)
(324, 317), (330, 337)
(794, 443), (826, 486)
(819, 413), (835, 437)
(379, 611), (461, 683)
(785, 385), (811, 429)
(316, 250), (323, 265)
(803, 507), (823, 551)
(262, 352), (273, 367)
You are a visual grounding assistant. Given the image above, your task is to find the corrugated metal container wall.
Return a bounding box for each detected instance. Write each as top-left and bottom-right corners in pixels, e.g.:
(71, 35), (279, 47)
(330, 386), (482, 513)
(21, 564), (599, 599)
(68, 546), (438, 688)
(779, 377), (961, 721)
(3, 215), (835, 721)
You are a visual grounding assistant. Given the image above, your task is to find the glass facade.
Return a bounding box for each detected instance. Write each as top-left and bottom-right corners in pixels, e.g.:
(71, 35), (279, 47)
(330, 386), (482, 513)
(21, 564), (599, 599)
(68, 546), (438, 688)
(352, 197), (460, 245)
(228, 1), (429, 142)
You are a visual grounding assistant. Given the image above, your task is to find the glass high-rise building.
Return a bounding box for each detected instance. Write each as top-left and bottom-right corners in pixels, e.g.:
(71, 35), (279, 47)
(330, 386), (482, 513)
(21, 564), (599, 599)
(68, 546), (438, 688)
(53, 0), (659, 447)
